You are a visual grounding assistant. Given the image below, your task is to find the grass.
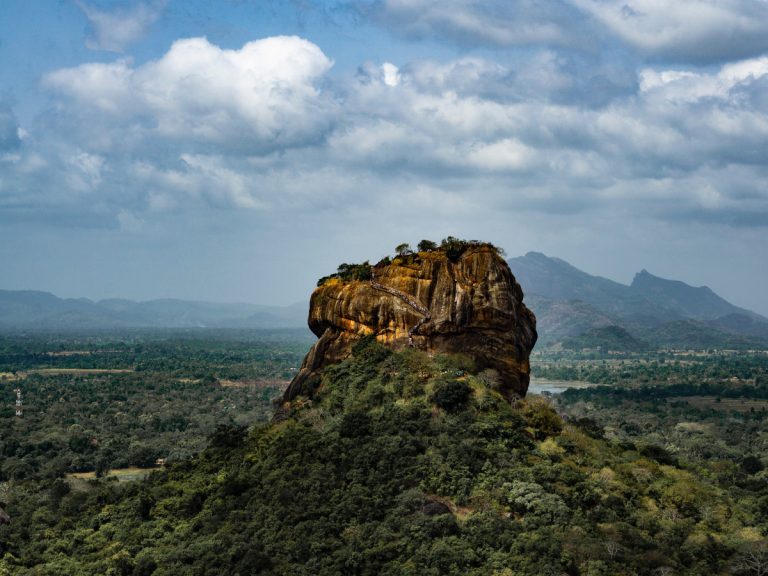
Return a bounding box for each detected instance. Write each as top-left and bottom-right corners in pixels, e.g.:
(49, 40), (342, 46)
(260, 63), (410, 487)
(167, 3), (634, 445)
(66, 466), (158, 488)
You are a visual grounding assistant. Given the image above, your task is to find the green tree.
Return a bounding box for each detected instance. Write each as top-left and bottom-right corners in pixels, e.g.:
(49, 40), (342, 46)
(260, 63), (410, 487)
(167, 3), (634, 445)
(395, 243), (412, 257)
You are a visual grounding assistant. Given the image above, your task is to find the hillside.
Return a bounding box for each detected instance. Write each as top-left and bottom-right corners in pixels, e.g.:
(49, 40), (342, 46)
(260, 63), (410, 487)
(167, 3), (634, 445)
(508, 252), (768, 349)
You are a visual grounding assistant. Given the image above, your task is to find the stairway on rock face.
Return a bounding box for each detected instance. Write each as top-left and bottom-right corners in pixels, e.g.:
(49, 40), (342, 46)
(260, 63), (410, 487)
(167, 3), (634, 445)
(370, 269), (431, 342)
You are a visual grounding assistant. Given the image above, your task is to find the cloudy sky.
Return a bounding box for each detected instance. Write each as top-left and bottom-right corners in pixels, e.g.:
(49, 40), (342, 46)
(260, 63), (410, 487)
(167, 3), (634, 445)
(1, 1), (767, 314)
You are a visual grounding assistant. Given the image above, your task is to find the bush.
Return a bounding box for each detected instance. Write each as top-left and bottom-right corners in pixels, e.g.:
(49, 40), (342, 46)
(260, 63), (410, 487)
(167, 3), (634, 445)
(339, 411), (372, 438)
(431, 379), (472, 413)
(418, 239), (437, 252)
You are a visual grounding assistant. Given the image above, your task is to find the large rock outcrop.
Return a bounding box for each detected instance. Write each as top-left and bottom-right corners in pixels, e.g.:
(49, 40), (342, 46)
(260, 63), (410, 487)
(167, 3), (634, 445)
(284, 245), (537, 402)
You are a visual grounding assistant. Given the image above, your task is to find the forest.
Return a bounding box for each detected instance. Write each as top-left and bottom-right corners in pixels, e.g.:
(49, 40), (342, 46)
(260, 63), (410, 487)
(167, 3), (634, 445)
(0, 330), (310, 481)
(0, 332), (766, 575)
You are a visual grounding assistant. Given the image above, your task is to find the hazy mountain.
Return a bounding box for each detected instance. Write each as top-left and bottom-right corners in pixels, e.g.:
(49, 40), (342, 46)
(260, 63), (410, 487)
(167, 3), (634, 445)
(0, 290), (307, 330)
(523, 293), (618, 346)
(561, 325), (650, 353)
(509, 252), (768, 348)
(629, 269), (762, 321)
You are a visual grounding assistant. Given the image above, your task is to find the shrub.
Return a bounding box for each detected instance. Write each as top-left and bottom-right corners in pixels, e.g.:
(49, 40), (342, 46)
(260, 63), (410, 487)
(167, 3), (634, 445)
(418, 239), (437, 252)
(431, 378), (472, 413)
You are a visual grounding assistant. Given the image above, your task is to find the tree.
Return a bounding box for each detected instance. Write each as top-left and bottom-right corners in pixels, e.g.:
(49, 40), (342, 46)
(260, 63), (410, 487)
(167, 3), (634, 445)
(733, 541), (768, 576)
(431, 378), (472, 413)
(395, 243), (412, 257)
(418, 239), (437, 252)
(440, 236), (467, 261)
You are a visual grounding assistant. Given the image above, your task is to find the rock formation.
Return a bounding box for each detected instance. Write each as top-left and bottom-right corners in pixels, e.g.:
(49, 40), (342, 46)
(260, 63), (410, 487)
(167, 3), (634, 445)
(283, 244), (537, 403)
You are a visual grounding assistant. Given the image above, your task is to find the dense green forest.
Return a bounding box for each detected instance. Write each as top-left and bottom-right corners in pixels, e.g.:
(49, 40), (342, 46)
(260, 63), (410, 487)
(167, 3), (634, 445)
(1, 334), (766, 575)
(0, 330), (310, 481)
(532, 349), (768, 385)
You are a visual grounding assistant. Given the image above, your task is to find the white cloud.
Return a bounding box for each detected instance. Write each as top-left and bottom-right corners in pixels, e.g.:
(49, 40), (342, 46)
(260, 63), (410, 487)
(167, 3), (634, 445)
(381, 62), (400, 86)
(0, 36), (763, 230)
(573, 0), (768, 62)
(639, 56), (768, 102)
(464, 139), (537, 172)
(78, 0), (165, 53)
(44, 36), (335, 153)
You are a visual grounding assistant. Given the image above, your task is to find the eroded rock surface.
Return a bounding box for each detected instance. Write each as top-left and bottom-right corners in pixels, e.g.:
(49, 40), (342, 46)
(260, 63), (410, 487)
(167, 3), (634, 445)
(284, 245), (537, 402)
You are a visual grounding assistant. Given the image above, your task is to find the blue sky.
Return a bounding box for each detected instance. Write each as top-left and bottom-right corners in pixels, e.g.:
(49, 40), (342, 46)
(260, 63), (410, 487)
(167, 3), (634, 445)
(1, 0), (767, 314)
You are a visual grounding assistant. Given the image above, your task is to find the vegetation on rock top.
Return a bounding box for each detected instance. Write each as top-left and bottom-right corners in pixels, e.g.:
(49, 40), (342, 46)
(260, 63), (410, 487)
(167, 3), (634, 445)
(316, 237), (505, 287)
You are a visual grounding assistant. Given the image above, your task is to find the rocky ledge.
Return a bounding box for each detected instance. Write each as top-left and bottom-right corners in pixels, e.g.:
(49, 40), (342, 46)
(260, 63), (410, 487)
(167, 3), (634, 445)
(283, 242), (537, 403)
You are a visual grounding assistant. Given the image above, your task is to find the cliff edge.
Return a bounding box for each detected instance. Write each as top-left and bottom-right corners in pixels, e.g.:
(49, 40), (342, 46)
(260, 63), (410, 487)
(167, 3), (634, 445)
(283, 242), (537, 403)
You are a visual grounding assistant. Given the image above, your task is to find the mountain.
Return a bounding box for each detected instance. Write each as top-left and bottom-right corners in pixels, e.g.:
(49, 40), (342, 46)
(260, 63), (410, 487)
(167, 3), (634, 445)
(561, 325), (650, 352)
(508, 252), (768, 348)
(522, 293), (617, 346)
(0, 290), (307, 330)
(629, 269), (762, 321)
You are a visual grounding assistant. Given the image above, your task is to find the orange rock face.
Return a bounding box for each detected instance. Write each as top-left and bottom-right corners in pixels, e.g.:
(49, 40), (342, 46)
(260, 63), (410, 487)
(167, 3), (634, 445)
(284, 245), (537, 401)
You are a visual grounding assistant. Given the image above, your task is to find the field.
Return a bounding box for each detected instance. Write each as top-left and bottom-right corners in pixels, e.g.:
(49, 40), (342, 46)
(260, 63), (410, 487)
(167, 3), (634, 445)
(66, 466), (158, 489)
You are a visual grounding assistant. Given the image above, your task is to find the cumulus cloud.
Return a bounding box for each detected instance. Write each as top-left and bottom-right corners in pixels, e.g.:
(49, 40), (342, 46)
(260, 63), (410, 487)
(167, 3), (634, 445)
(327, 53), (768, 223)
(573, 0), (768, 63)
(1, 33), (765, 233)
(43, 36), (335, 153)
(78, 0), (165, 52)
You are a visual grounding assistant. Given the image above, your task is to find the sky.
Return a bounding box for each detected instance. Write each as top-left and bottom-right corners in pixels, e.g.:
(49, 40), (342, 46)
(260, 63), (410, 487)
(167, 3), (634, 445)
(1, 0), (767, 315)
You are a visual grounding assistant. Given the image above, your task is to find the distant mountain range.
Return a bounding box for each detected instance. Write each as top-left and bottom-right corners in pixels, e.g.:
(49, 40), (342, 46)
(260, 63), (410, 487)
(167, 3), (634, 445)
(3, 254), (767, 349)
(0, 290), (308, 330)
(508, 252), (768, 350)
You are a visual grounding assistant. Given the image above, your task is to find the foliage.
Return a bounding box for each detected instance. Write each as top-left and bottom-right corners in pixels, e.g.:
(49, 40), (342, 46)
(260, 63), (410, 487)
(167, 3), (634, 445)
(430, 377), (473, 413)
(395, 243), (413, 256)
(0, 331), (303, 480)
(1, 338), (766, 575)
(316, 238), (507, 286)
(317, 261), (373, 286)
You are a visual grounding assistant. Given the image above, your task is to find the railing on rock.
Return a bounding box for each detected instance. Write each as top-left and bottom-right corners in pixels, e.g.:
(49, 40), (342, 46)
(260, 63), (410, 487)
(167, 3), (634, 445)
(370, 267), (431, 346)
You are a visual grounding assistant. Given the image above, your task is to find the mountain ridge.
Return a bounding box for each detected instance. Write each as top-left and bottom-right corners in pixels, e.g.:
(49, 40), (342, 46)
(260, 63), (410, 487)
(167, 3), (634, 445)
(508, 252), (768, 348)
(0, 289), (307, 330)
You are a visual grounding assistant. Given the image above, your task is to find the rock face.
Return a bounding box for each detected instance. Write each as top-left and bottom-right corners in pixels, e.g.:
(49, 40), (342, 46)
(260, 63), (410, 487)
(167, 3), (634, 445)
(284, 245), (537, 402)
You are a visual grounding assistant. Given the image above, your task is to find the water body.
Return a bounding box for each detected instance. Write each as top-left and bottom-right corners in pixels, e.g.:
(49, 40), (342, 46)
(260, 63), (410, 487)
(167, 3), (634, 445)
(528, 378), (594, 395)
